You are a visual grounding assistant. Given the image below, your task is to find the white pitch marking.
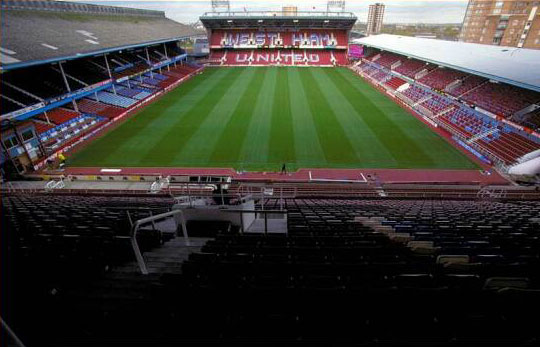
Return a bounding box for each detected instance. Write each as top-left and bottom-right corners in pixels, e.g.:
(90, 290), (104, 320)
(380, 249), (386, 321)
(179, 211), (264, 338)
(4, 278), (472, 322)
(76, 30), (98, 40)
(360, 172), (367, 182)
(308, 170), (368, 184)
(100, 169), (122, 173)
(41, 43), (59, 50)
(85, 39), (100, 45)
(0, 47), (16, 55)
(0, 53), (20, 63)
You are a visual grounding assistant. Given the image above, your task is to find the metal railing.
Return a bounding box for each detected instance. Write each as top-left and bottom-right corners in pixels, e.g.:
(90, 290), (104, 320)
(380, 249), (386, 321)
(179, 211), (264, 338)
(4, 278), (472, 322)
(171, 190), (246, 208)
(237, 185), (295, 210)
(167, 182), (290, 210)
(1, 316), (26, 347)
(131, 207), (288, 274)
(149, 176), (169, 193)
(222, 209), (288, 234)
(477, 186), (508, 199)
(131, 209), (189, 275)
(45, 178), (66, 191)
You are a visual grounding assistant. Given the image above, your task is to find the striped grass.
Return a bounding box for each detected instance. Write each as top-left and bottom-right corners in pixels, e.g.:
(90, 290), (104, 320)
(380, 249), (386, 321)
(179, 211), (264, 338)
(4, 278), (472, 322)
(68, 67), (478, 171)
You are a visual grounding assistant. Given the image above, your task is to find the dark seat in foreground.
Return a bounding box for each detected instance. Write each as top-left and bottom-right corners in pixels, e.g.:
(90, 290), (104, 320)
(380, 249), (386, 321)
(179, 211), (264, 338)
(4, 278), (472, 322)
(2, 196), (540, 346)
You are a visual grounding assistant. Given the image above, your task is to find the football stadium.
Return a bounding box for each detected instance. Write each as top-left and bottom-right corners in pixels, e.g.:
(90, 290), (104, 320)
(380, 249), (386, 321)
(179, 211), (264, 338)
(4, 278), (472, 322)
(1, 0), (540, 346)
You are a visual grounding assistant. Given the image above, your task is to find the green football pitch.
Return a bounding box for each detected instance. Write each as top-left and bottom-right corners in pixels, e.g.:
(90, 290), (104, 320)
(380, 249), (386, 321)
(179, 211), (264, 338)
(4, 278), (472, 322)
(68, 67), (478, 171)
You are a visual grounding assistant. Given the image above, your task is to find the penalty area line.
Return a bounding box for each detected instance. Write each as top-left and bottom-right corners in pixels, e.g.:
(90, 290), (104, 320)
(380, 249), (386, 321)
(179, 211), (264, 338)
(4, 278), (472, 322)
(308, 170), (368, 183)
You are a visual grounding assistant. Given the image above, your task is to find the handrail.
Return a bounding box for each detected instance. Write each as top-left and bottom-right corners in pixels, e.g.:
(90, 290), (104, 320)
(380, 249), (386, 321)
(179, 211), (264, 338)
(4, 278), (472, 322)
(131, 208), (287, 274)
(45, 178), (66, 191)
(150, 175), (170, 194)
(131, 209), (189, 275)
(222, 209), (288, 234)
(1, 316), (27, 347)
(223, 209), (287, 213)
(171, 192), (252, 206)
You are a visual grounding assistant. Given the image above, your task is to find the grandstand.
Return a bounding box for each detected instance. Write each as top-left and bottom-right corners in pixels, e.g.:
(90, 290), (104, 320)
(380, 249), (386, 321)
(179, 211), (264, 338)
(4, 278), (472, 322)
(2, 1), (540, 346)
(3, 190), (540, 346)
(201, 12), (355, 66)
(353, 34), (540, 168)
(0, 0), (201, 176)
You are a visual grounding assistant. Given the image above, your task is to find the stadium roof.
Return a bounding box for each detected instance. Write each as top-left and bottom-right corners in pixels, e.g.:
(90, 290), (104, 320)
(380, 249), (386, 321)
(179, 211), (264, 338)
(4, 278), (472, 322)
(201, 11), (357, 29)
(0, 1), (199, 71)
(354, 34), (540, 92)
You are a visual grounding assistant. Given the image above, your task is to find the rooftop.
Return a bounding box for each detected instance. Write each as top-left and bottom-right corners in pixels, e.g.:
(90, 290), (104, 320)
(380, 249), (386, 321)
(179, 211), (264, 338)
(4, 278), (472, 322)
(0, 1), (198, 71)
(2, 0), (165, 18)
(355, 34), (540, 92)
(201, 11), (356, 18)
(201, 11), (357, 29)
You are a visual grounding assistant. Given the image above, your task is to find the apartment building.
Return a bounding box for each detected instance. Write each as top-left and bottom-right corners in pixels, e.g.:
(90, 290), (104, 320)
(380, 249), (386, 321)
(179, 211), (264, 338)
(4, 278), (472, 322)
(367, 3), (385, 36)
(460, 0), (540, 49)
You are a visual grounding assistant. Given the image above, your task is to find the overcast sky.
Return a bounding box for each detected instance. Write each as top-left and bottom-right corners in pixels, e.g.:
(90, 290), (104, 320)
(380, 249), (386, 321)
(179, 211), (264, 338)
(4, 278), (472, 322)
(73, 0), (469, 24)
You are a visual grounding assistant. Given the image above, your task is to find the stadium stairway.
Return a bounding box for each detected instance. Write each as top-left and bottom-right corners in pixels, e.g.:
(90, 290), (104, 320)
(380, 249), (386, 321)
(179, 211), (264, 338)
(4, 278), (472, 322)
(113, 218), (210, 275)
